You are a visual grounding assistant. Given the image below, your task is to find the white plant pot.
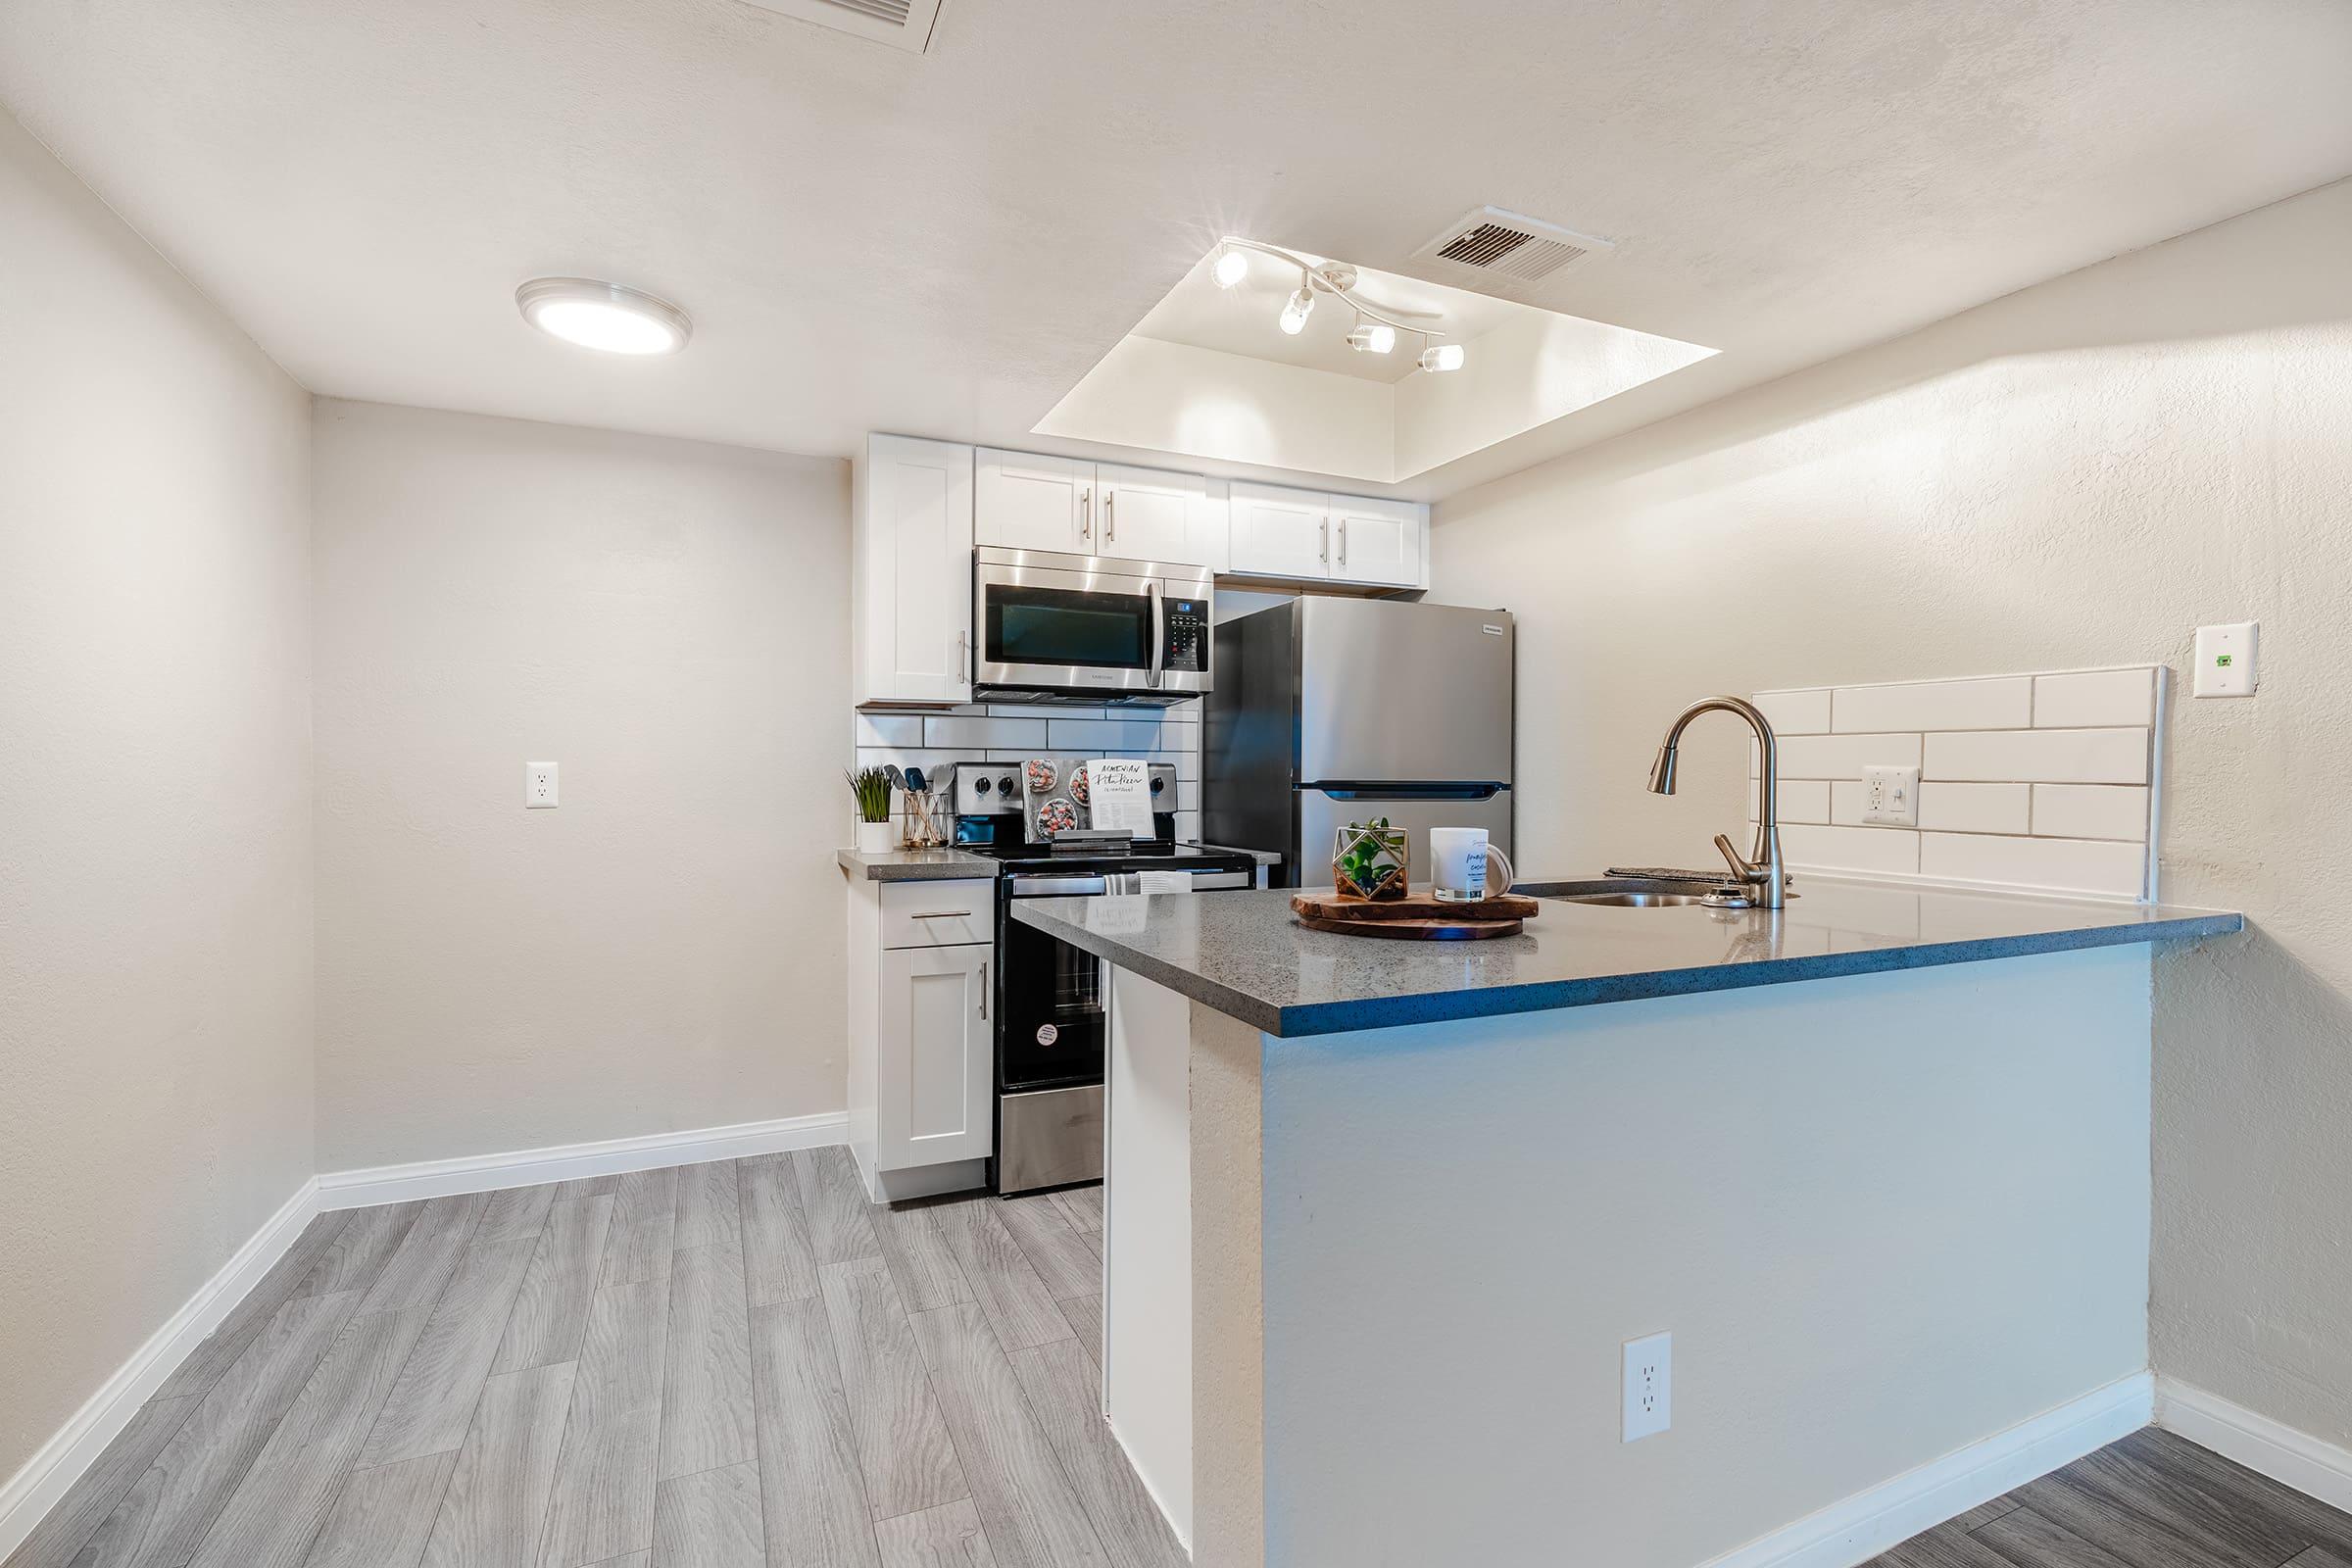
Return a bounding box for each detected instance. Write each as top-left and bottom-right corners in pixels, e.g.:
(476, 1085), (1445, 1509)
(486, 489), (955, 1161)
(855, 819), (896, 854)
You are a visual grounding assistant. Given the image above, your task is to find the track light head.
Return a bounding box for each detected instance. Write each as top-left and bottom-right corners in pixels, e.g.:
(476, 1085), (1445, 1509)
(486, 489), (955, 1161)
(1418, 342), (1466, 372)
(1347, 319), (1396, 355)
(1278, 281), (1314, 336)
(1211, 248), (1250, 290)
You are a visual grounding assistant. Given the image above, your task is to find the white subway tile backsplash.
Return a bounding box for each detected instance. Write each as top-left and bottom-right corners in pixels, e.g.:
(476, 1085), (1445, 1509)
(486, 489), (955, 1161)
(1777, 732), (1924, 780)
(1778, 823), (1920, 875)
(1761, 663), (2161, 901)
(854, 713), (923, 748)
(2034, 668), (2155, 729)
(1916, 781), (2032, 835)
(1155, 750), (1200, 781)
(1923, 727), (2148, 784)
(1918, 833), (2146, 899)
(925, 715), (1047, 750)
(986, 703), (1100, 719)
(1833, 677), (2032, 734)
(1175, 809), (1200, 842)
(1753, 689), (1832, 735)
(1178, 781), (1200, 811)
(1047, 717), (1178, 751)
(2032, 784), (2149, 842)
(1776, 778), (1831, 824)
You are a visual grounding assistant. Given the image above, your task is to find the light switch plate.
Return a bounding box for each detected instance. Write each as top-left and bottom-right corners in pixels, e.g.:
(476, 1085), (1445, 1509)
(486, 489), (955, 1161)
(1862, 764), (1921, 826)
(2193, 622), (2258, 697)
(526, 760), (559, 808)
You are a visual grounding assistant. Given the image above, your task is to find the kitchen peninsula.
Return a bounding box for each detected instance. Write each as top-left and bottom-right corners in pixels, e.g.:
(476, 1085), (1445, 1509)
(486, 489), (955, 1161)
(1011, 878), (2241, 1568)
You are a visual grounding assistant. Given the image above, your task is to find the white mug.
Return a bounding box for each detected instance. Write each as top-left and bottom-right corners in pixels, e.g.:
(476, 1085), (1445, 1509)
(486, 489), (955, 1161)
(1430, 828), (1514, 903)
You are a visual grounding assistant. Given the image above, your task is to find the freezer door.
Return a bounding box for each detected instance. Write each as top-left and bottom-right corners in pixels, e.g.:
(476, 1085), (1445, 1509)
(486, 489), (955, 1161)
(1297, 598), (1514, 785)
(1296, 789), (1513, 889)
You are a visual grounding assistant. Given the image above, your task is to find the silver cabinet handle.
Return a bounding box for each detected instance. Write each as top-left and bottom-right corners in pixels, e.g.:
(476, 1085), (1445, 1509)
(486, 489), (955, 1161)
(1338, 518), (1348, 567)
(908, 910), (970, 919)
(1079, 488), (1091, 540)
(1319, 517), (1328, 564)
(978, 960), (988, 1019)
(1105, 490), (1116, 542)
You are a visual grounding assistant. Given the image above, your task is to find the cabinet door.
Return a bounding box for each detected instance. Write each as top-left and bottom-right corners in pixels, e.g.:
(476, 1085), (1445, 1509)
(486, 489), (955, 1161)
(877, 943), (993, 1170)
(976, 450), (1095, 554)
(1328, 494), (1425, 588)
(860, 435), (973, 705)
(1096, 463), (1208, 564)
(1226, 482), (1331, 579)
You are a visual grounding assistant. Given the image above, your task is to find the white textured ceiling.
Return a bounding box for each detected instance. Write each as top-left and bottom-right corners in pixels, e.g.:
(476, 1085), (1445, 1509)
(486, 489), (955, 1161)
(3, 0), (2348, 498)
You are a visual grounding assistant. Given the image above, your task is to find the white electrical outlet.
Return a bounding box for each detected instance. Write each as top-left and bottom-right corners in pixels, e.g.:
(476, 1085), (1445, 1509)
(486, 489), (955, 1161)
(1862, 764), (1921, 826)
(526, 760), (559, 808)
(2193, 622), (2258, 697)
(1623, 1331), (1672, 1443)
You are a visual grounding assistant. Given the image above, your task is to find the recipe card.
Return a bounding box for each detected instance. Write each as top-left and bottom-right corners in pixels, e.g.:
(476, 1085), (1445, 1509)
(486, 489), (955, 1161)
(1088, 758), (1152, 836)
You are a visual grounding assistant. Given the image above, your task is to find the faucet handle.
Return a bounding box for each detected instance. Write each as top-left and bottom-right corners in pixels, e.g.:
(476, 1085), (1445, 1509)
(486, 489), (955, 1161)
(1713, 833), (1759, 883)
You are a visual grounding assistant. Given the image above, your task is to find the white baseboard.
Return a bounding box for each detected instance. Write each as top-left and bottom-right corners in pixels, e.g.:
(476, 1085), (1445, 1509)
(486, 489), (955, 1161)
(315, 1110), (850, 1209)
(0, 1177), (322, 1565)
(2156, 1376), (2352, 1516)
(1700, 1372), (2155, 1568)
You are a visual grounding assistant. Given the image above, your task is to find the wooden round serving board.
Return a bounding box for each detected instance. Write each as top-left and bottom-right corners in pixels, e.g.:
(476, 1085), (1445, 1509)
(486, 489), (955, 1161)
(1297, 912), (1523, 941)
(1291, 889), (1541, 923)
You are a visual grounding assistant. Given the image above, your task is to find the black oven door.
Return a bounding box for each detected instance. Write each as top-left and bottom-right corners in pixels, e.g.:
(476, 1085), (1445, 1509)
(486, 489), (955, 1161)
(999, 875), (1109, 1091)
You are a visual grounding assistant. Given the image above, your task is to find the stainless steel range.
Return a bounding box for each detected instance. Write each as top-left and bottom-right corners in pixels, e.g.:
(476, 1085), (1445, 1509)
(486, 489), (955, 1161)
(948, 760), (1258, 1195)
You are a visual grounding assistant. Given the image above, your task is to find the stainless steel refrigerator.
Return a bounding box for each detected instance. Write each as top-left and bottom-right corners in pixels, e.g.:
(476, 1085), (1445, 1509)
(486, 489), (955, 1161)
(1203, 597), (1514, 887)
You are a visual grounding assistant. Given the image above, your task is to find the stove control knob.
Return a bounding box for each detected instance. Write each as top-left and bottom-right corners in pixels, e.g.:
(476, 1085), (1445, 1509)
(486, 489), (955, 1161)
(1150, 776), (1166, 795)
(999, 774), (1019, 796)
(972, 776), (992, 795)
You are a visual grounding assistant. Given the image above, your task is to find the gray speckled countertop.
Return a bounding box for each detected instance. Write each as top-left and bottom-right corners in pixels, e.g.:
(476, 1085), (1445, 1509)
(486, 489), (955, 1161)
(836, 847), (996, 881)
(1008, 877), (2243, 1037)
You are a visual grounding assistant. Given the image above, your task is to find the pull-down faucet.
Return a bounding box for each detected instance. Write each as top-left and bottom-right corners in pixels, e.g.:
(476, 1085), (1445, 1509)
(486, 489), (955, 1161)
(1646, 696), (1790, 910)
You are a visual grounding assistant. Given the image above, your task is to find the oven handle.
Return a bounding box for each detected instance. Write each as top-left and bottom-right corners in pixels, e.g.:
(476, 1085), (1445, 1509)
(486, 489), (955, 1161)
(1009, 875), (1109, 897)
(1146, 578), (1163, 691)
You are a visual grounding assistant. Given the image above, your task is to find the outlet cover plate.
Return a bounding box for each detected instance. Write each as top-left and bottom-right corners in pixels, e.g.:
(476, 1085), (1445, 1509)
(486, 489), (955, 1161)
(526, 760), (559, 808)
(1623, 1331), (1672, 1443)
(1862, 764), (1921, 826)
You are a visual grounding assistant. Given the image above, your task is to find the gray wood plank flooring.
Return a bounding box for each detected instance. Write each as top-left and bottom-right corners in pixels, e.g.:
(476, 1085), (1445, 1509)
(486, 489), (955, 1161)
(1870, 1428), (2352, 1568)
(28, 1160), (2348, 1568)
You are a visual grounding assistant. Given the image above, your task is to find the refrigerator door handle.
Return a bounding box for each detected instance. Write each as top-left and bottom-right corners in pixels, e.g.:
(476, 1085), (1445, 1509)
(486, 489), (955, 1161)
(1310, 783), (1506, 801)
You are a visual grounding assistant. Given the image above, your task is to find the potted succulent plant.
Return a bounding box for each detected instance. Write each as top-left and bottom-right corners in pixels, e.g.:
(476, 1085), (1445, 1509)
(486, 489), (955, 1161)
(1332, 817), (1408, 900)
(846, 766), (895, 853)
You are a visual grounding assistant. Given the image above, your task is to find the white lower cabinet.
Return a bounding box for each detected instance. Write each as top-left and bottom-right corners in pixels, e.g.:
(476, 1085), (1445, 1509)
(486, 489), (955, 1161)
(848, 876), (995, 1201)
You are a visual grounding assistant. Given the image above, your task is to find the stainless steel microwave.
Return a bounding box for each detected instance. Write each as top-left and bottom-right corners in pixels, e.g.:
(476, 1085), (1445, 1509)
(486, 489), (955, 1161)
(972, 547), (1212, 705)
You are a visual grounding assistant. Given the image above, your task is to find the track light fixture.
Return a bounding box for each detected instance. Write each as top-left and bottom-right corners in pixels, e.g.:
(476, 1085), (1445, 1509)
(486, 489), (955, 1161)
(1209, 239), (1465, 372)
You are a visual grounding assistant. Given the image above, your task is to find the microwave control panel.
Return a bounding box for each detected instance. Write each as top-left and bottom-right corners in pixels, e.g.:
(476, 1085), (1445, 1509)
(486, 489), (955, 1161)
(1161, 597), (1207, 673)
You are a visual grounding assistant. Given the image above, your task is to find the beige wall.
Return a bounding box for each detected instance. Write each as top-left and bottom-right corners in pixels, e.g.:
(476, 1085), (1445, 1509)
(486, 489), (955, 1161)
(0, 109), (315, 1484)
(311, 401), (851, 1170)
(1434, 178), (2352, 1446)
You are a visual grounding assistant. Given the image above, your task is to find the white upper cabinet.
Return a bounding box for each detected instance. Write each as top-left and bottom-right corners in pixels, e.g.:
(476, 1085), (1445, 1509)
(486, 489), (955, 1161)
(1229, 481), (1426, 588)
(1328, 494), (1425, 588)
(975, 450), (1098, 554)
(855, 434), (974, 706)
(1095, 463), (1209, 564)
(1227, 482), (1333, 579)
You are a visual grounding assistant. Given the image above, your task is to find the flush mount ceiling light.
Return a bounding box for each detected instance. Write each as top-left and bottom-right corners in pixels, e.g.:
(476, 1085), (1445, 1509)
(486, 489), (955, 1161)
(515, 277), (692, 356)
(1211, 239), (1465, 372)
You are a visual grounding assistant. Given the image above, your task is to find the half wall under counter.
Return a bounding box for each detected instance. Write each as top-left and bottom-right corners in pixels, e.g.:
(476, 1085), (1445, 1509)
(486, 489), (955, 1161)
(1010, 879), (2244, 1568)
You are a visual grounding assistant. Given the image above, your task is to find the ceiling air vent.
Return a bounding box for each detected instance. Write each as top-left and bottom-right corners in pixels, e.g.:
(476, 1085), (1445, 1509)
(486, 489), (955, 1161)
(737, 0), (947, 53)
(1411, 206), (1613, 301)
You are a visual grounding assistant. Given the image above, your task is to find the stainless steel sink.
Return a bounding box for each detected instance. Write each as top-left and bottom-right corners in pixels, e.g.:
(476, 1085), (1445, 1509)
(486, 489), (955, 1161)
(1557, 891), (1717, 907)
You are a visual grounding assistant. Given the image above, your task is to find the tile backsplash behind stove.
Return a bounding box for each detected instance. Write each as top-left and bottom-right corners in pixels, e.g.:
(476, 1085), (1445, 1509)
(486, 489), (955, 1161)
(1749, 665), (2165, 902)
(851, 702), (1202, 844)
